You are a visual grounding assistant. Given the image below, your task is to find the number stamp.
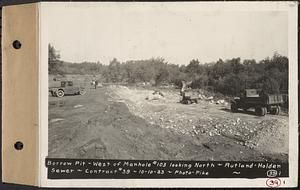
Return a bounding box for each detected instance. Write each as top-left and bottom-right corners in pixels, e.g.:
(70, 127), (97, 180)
(266, 178), (281, 188)
(267, 170), (278, 177)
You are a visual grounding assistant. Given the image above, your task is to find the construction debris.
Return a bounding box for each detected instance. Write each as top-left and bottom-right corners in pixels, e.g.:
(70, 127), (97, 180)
(50, 118), (65, 123)
(74, 104), (84, 108)
(146, 91), (165, 101)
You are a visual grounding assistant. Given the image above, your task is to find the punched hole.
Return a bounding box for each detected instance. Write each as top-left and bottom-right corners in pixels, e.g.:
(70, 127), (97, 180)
(14, 141), (24, 150)
(12, 40), (22, 49)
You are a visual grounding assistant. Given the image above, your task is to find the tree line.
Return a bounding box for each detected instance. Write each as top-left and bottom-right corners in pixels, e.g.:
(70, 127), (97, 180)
(49, 44), (288, 96)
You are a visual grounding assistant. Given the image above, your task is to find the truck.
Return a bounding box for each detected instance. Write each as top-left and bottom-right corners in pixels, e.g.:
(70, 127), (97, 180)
(230, 89), (284, 116)
(49, 80), (86, 97)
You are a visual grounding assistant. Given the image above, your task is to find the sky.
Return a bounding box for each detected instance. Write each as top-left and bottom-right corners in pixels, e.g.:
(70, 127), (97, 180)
(44, 2), (288, 65)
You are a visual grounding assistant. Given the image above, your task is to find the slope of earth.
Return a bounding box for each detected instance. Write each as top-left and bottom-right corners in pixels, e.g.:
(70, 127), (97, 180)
(108, 85), (289, 162)
(48, 86), (288, 162)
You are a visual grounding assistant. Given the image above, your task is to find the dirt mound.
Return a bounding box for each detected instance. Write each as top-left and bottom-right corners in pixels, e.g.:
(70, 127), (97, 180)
(106, 86), (289, 162)
(49, 86), (288, 162)
(250, 119), (288, 157)
(48, 89), (208, 160)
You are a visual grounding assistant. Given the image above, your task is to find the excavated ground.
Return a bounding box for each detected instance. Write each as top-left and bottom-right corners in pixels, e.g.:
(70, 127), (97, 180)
(48, 85), (288, 162)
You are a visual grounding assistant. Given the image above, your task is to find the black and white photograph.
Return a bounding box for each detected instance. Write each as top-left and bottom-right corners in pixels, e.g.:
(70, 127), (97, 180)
(41, 1), (298, 187)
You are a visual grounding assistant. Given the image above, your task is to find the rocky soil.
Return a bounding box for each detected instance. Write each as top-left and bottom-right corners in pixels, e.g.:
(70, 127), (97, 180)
(48, 85), (288, 162)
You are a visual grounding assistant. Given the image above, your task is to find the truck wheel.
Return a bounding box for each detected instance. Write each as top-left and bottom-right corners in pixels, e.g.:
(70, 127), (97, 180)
(270, 106), (280, 115)
(51, 91), (56, 97)
(263, 107), (267, 115)
(79, 89), (86, 95)
(231, 103), (238, 112)
(255, 107), (266, 116)
(56, 90), (64, 98)
(275, 106), (280, 115)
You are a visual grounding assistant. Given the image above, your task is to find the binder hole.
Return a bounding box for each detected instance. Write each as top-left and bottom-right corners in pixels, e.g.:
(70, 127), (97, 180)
(14, 141), (24, 150)
(12, 40), (22, 49)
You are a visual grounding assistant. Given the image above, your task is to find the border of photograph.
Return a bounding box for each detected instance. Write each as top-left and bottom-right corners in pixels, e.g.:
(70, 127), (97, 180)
(39, 1), (298, 188)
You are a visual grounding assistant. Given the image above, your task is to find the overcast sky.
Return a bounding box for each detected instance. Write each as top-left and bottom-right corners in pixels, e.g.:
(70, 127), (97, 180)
(44, 2), (288, 65)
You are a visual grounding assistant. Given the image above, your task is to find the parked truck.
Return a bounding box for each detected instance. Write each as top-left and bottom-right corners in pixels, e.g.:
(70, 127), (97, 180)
(49, 80), (86, 97)
(230, 89), (283, 116)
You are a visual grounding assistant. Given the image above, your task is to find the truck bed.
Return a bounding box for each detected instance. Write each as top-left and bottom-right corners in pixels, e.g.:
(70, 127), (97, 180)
(267, 94), (284, 105)
(242, 94), (283, 105)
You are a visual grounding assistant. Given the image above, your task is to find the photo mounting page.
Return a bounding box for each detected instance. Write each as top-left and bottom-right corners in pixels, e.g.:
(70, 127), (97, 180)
(40, 1), (298, 188)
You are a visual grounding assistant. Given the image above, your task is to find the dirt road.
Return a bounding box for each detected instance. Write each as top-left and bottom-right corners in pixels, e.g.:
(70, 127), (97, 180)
(48, 86), (288, 162)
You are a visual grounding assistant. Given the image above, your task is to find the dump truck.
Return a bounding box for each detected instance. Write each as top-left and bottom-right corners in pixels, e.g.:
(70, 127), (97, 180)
(230, 89), (284, 116)
(49, 80), (86, 97)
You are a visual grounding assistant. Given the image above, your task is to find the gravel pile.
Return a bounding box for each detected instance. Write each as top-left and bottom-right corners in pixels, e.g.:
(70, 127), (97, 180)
(109, 85), (288, 153)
